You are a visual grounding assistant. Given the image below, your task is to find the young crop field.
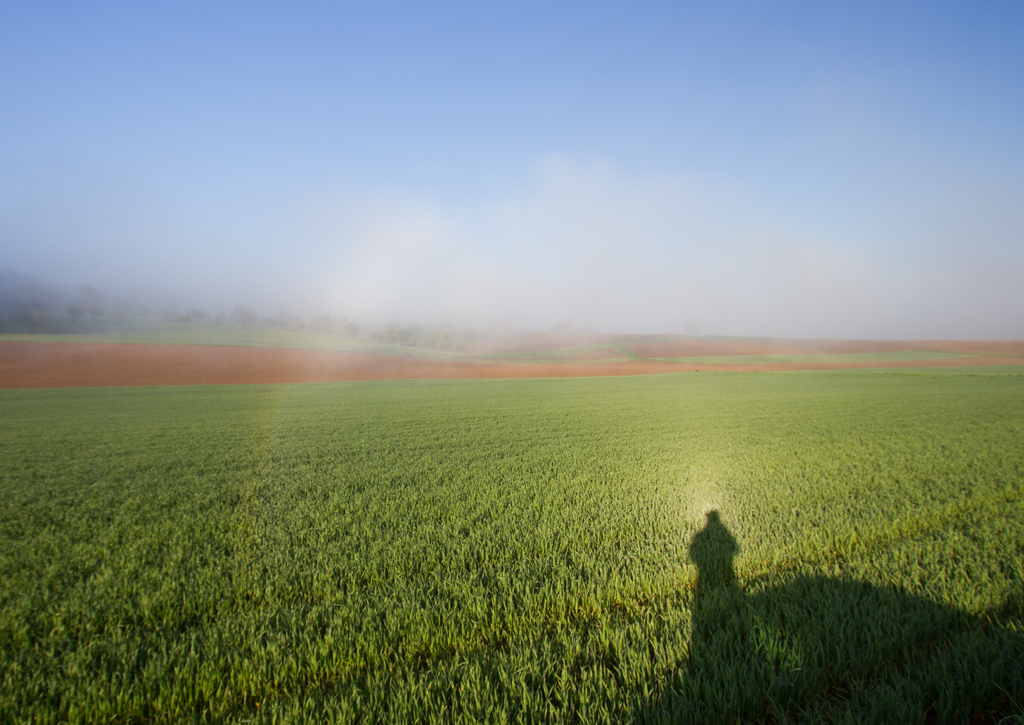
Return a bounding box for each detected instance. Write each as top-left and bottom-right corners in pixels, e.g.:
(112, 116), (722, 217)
(0, 325), (448, 358)
(651, 350), (979, 365)
(2, 370), (1023, 723)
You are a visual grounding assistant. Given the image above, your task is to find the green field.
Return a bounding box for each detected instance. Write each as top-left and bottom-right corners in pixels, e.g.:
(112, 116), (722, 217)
(0, 325), (635, 365)
(2, 371), (1023, 723)
(0, 324), (454, 358)
(7, 326), (1020, 369)
(654, 350), (980, 365)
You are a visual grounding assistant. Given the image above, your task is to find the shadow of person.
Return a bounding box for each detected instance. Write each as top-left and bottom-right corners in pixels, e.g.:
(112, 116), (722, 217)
(686, 511), (746, 660)
(688, 510), (738, 594)
(636, 513), (1024, 724)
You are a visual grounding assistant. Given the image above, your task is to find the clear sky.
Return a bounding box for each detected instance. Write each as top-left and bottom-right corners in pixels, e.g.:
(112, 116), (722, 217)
(2, 1), (1022, 337)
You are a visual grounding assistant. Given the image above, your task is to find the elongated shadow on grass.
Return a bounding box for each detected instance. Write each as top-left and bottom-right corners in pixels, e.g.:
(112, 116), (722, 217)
(636, 511), (1024, 724)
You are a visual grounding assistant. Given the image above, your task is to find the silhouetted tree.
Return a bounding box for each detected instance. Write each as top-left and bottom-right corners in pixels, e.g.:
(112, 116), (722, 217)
(311, 314), (335, 334)
(76, 285), (107, 318)
(231, 304), (258, 326)
(0, 271), (58, 331)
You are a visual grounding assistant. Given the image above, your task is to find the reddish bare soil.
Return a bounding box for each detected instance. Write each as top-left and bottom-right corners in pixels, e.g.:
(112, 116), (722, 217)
(0, 341), (1021, 389)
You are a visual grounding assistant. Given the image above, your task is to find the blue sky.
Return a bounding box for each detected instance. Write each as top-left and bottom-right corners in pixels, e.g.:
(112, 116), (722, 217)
(2, 1), (1022, 337)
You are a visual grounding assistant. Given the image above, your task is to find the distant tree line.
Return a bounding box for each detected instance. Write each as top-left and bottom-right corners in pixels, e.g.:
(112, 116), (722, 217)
(372, 323), (458, 351)
(0, 271), (134, 333)
(309, 314), (360, 338)
(222, 306), (360, 338)
(0, 271), (485, 348)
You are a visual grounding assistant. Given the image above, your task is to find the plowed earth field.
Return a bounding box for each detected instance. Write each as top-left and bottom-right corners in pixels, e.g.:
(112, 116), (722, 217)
(2, 339), (1022, 388)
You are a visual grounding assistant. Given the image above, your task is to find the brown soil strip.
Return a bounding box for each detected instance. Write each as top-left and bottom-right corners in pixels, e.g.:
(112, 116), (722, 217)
(0, 342), (1021, 389)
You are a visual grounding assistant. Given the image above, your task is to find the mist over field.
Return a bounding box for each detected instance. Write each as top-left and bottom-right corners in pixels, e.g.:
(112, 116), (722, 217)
(2, 3), (1023, 339)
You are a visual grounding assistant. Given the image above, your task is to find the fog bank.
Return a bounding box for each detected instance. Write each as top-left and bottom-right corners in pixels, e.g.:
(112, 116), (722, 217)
(3, 156), (1022, 340)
